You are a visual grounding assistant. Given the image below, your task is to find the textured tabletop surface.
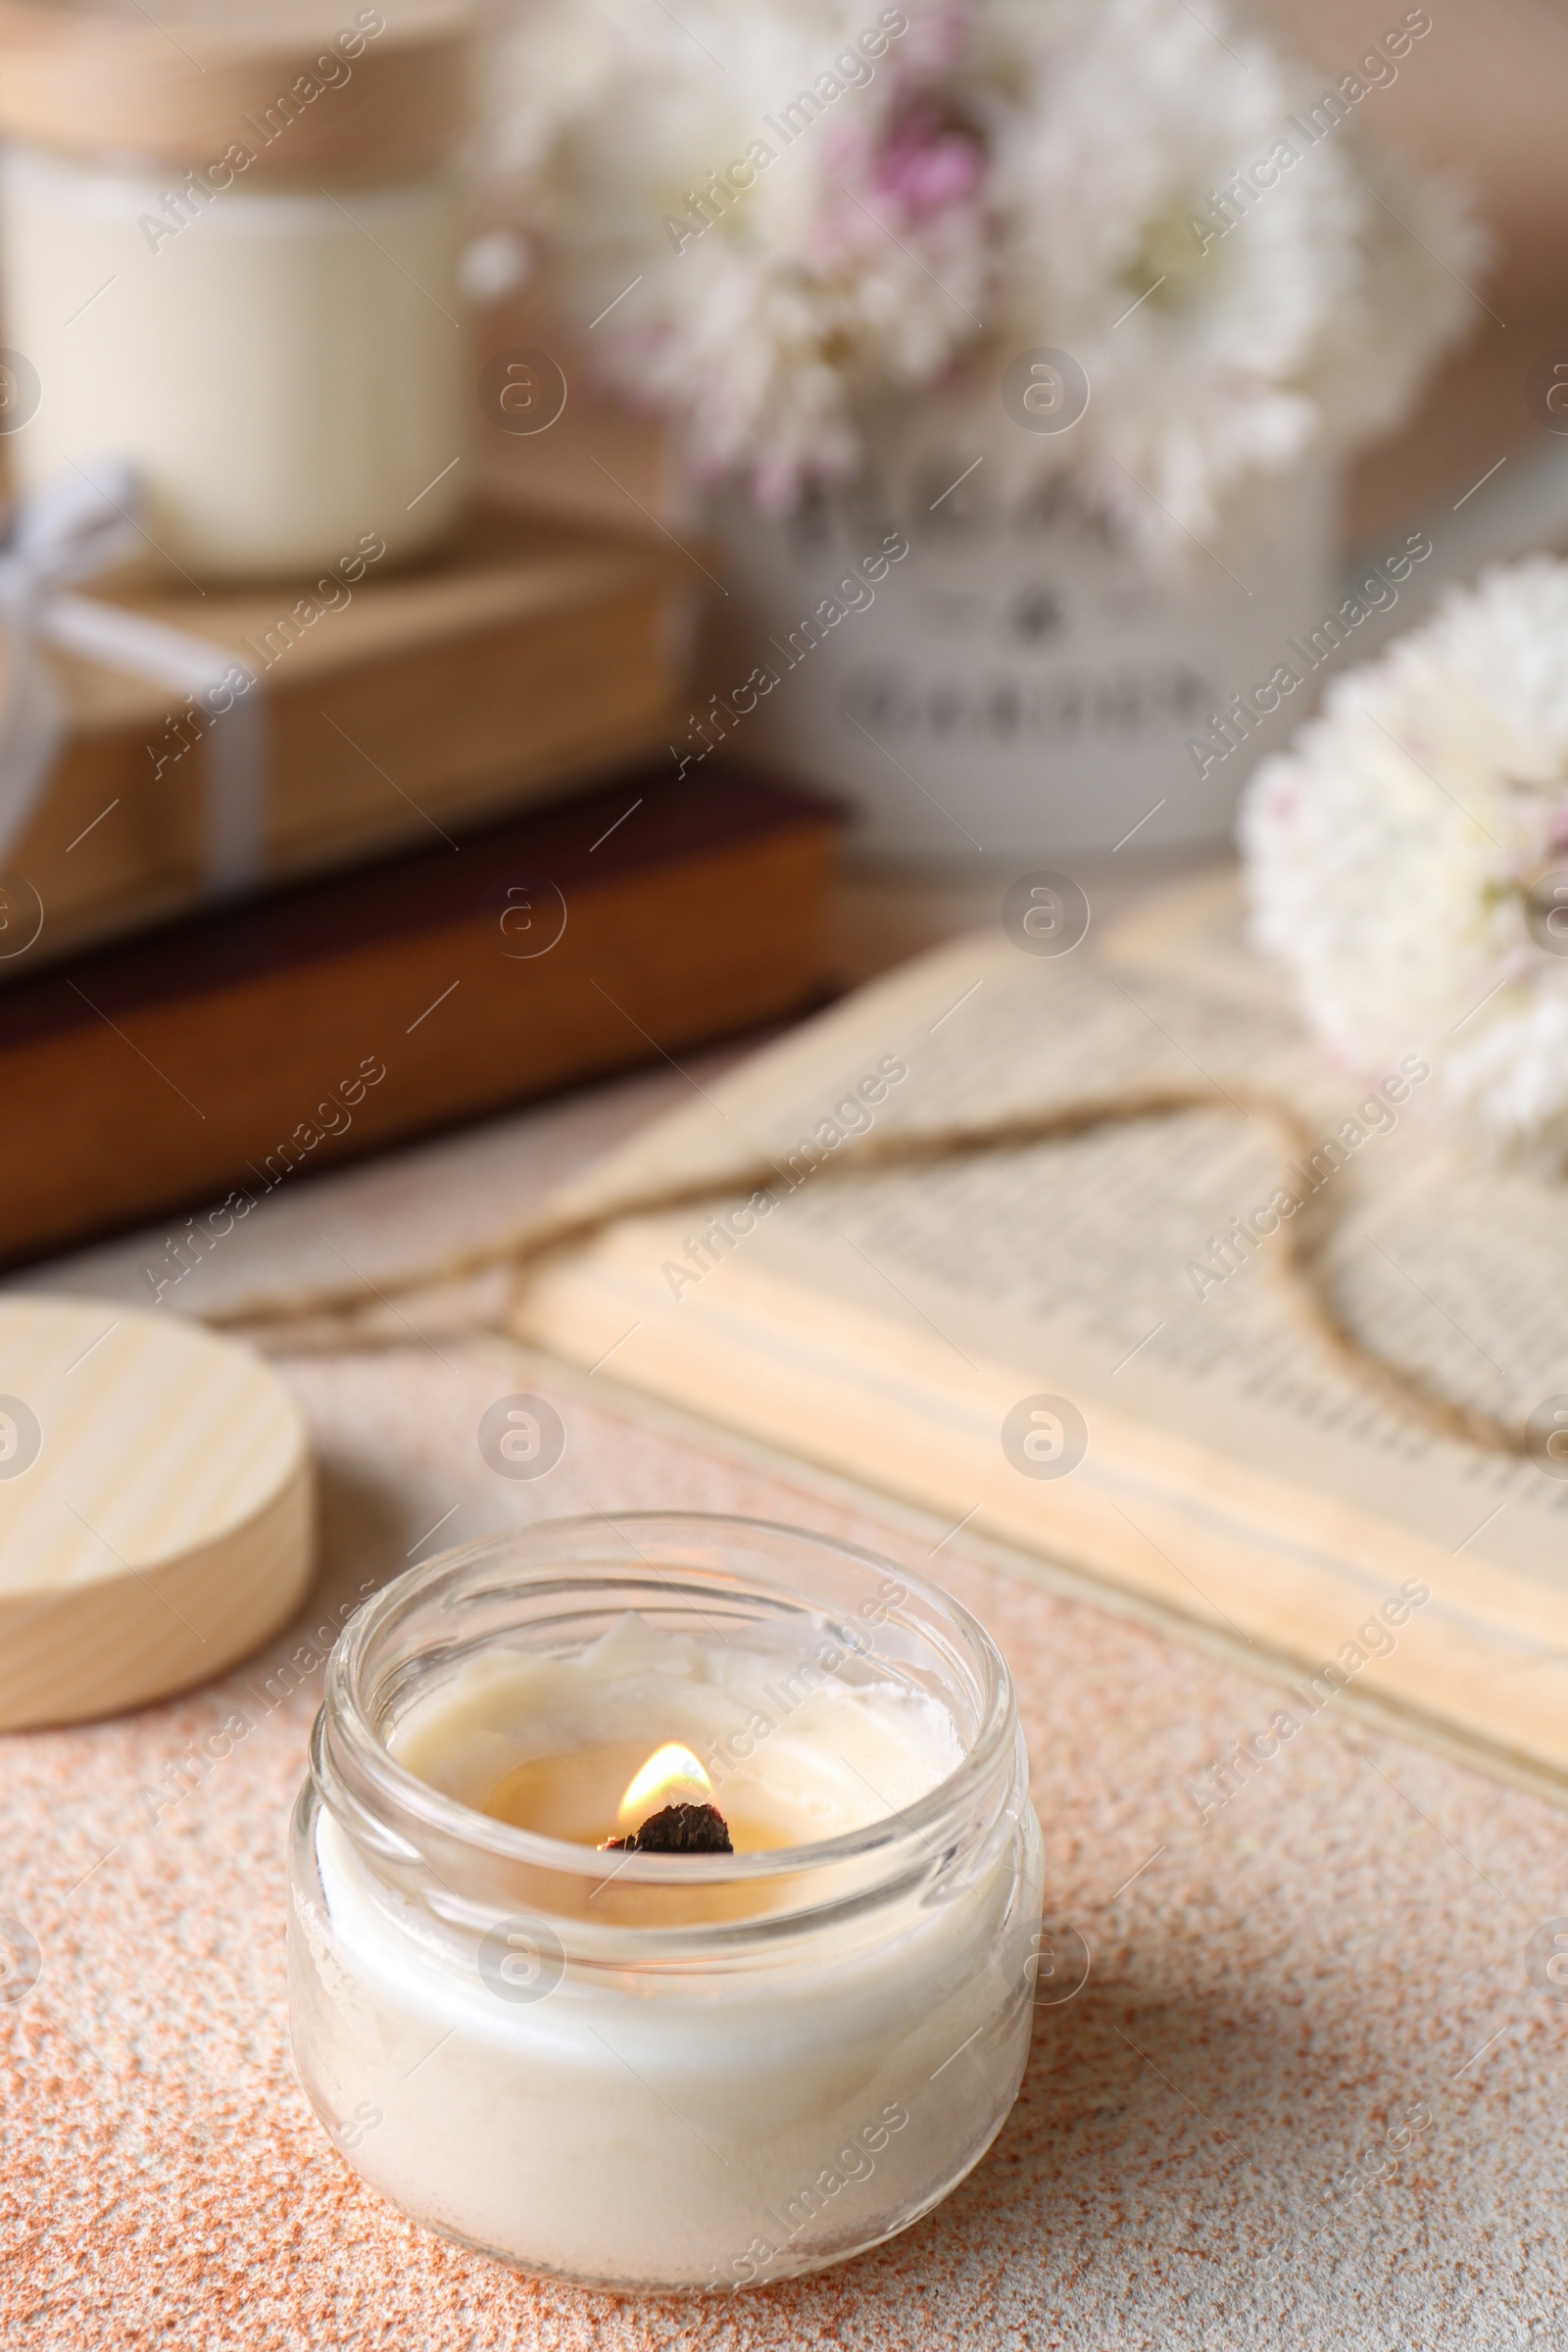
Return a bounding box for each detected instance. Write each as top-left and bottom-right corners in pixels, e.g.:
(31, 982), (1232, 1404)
(2, 1050), (1565, 2352)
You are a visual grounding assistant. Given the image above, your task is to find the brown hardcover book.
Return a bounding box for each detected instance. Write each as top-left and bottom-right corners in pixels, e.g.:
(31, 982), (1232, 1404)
(0, 764), (840, 1264)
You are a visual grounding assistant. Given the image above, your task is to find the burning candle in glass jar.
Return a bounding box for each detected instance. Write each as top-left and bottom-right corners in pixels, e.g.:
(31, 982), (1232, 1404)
(396, 1616), (958, 1859)
(289, 1516), (1044, 2293)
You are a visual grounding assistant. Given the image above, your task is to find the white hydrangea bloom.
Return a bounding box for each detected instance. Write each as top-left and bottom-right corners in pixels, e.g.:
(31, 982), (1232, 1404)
(1242, 561), (1568, 1163)
(483, 0), (1481, 548)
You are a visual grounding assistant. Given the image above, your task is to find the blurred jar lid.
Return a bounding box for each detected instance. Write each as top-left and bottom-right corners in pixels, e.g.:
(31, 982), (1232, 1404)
(0, 0), (472, 182)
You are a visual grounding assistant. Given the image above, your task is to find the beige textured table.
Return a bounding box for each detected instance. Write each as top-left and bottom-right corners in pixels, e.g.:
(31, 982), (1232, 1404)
(3, 880), (1566, 2349)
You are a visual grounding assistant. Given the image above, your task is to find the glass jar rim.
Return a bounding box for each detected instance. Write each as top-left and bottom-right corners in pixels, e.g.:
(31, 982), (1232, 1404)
(317, 1511), (1021, 1902)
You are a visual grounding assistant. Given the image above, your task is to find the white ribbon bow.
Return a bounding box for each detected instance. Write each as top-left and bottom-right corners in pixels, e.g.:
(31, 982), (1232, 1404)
(0, 464), (265, 897)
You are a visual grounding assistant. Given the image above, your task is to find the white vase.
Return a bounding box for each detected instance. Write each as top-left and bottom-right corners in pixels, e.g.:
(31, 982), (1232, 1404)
(697, 446), (1337, 864)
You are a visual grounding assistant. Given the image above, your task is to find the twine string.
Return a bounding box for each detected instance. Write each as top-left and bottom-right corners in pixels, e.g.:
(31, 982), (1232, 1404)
(205, 1084), (1531, 1460)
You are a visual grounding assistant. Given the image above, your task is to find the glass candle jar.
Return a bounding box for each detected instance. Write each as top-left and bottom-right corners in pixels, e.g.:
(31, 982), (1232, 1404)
(288, 1513), (1043, 2293)
(0, 3), (472, 579)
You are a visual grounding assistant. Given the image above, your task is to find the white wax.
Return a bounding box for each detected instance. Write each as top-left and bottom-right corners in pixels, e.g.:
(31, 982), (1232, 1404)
(0, 144), (467, 577)
(291, 1616), (1043, 2287)
(390, 1612), (962, 1848)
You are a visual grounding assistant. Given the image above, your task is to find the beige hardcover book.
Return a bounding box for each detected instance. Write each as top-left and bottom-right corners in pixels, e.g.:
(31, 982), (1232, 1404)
(6, 504), (689, 966)
(512, 872), (1568, 1792)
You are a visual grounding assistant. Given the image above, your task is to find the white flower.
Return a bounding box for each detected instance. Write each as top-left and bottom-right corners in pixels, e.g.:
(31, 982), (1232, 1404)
(1298, 141), (1483, 459)
(982, 0), (1482, 561)
(484, 0), (991, 508)
(1241, 560), (1568, 1163)
(482, 0), (1481, 548)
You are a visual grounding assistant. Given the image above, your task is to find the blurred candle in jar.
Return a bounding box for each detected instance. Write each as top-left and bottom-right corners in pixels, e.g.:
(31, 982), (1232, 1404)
(0, 1), (473, 578)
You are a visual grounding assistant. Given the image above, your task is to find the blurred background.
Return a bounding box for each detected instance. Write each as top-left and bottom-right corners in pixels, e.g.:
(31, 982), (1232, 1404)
(489, 0), (1568, 552)
(0, 0), (1560, 1257)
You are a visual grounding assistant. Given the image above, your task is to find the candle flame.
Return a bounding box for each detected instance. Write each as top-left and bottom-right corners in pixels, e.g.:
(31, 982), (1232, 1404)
(616, 1741), (711, 1829)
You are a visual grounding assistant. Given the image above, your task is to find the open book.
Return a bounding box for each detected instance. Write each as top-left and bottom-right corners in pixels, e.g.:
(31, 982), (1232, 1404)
(515, 874), (1568, 1795)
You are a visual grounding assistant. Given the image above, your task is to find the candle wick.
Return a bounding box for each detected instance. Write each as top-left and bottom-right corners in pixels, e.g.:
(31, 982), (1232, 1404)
(602, 1800), (733, 1854)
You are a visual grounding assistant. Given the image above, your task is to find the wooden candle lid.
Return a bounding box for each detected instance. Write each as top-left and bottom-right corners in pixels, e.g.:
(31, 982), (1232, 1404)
(0, 1294), (313, 1729)
(0, 1), (472, 183)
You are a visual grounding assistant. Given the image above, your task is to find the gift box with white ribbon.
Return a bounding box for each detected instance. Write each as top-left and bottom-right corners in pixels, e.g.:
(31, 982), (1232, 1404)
(0, 478), (689, 968)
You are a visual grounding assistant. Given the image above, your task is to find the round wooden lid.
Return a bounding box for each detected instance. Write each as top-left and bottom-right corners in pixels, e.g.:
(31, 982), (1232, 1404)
(0, 1), (472, 183)
(0, 1295), (313, 1729)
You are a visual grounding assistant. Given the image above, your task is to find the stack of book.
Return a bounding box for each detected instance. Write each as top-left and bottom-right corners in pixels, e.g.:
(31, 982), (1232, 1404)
(0, 500), (844, 1260)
